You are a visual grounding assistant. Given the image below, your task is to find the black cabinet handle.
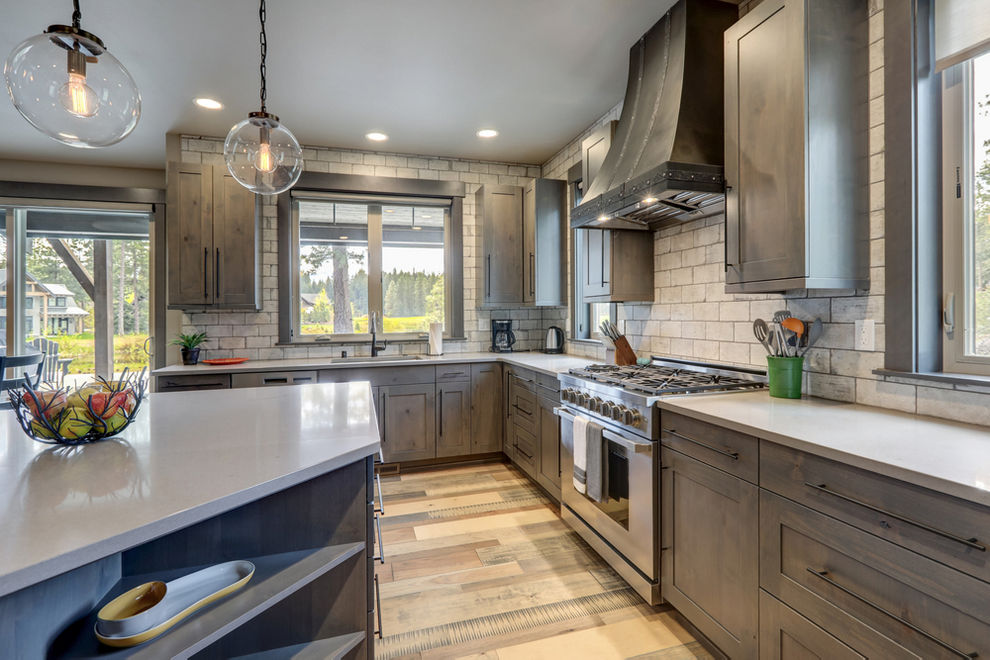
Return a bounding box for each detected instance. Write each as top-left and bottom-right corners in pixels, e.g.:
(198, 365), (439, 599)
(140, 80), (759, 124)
(263, 377), (288, 385)
(374, 472), (385, 515)
(806, 568), (977, 659)
(438, 389), (443, 437)
(804, 482), (985, 552)
(663, 429), (739, 460)
(373, 512), (385, 564)
(381, 393), (387, 444)
(203, 247), (208, 299)
(215, 248), (221, 299)
(486, 255), (491, 298)
(529, 252), (535, 295)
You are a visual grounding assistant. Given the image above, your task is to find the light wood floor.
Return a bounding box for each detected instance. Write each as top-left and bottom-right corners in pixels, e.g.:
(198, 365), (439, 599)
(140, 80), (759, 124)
(374, 462), (710, 660)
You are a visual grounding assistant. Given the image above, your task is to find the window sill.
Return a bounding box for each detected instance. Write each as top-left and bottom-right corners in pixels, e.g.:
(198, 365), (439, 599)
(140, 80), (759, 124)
(873, 369), (990, 389)
(568, 337), (603, 346)
(277, 336), (466, 347)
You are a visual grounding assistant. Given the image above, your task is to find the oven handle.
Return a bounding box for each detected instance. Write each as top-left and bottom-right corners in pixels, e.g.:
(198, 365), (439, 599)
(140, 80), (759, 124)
(555, 406), (652, 454)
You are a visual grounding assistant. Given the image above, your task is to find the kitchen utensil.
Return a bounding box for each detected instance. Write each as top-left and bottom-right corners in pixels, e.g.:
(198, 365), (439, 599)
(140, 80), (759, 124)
(800, 318), (824, 356)
(95, 560), (255, 647)
(781, 318), (805, 357)
(544, 326), (564, 354)
(773, 323), (788, 358)
(201, 357), (249, 365)
(773, 310), (791, 324)
(753, 319), (774, 356)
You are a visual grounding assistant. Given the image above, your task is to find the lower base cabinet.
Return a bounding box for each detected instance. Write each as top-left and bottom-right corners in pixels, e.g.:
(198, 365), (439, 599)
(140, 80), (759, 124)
(437, 380), (471, 458)
(470, 363), (503, 453)
(379, 384), (436, 463)
(759, 591), (866, 660)
(661, 447), (759, 659)
(535, 394), (561, 498)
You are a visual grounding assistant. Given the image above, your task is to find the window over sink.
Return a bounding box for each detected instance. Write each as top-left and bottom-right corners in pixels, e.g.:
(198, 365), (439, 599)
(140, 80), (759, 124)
(283, 187), (462, 343)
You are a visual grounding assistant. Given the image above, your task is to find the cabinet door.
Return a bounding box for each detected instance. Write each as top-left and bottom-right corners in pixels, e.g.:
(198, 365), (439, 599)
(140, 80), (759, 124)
(511, 423), (537, 479)
(380, 384), (436, 462)
(437, 380), (471, 458)
(167, 162), (214, 306)
(470, 363), (502, 453)
(760, 591), (866, 660)
(725, 0), (806, 286)
(536, 395), (561, 498)
(213, 168), (260, 309)
(480, 185), (523, 304)
(662, 448), (759, 659)
(531, 178), (567, 306)
(583, 228), (610, 298)
(522, 181), (536, 304)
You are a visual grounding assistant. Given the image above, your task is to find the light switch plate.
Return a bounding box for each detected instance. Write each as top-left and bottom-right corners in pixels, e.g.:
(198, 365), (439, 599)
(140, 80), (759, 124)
(855, 319), (875, 351)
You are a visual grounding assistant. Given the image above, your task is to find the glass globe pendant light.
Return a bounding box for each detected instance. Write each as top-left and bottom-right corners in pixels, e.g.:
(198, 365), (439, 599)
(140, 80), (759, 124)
(224, 0), (303, 195)
(3, 0), (141, 148)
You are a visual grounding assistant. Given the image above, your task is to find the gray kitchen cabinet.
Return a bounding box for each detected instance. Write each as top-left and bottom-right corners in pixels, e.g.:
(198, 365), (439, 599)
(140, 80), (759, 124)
(759, 591), (866, 660)
(166, 162), (260, 309)
(523, 178), (567, 306)
(379, 384), (436, 463)
(477, 184), (524, 306)
(661, 446), (759, 659)
(478, 181), (566, 307)
(580, 228), (654, 303)
(470, 363), (503, 454)
(436, 379), (471, 458)
(723, 0), (868, 293)
(535, 393), (561, 498)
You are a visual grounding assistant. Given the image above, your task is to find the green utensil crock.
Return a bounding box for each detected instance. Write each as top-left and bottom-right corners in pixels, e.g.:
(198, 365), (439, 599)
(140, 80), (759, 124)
(767, 356), (804, 399)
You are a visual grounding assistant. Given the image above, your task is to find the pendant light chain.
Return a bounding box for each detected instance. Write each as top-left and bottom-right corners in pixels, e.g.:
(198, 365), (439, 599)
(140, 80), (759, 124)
(71, 0), (81, 29)
(259, 0), (267, 113)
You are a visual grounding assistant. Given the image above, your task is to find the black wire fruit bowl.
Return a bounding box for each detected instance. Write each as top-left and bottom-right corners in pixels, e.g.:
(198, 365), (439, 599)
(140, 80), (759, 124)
(9, 367), (149, 445)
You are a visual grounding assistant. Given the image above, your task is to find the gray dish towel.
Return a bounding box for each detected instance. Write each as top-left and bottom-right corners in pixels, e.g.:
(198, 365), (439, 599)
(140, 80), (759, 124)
(585, 420), (608, 503)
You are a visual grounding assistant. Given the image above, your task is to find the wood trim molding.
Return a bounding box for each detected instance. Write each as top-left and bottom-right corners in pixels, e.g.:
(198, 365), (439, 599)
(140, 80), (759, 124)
(0, 180), (164, 204)
(293, 172), (465, 199)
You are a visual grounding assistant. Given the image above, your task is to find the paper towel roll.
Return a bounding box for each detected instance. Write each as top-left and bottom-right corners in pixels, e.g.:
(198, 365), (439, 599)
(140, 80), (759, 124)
(428, 322), (443, 355)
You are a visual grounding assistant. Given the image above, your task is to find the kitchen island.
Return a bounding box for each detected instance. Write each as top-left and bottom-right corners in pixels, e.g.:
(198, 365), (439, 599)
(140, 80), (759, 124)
(0, 382), (381, 659)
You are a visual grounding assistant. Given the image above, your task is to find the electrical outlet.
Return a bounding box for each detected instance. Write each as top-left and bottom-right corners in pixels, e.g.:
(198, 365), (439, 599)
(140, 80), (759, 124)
(855, 319), (875, 351)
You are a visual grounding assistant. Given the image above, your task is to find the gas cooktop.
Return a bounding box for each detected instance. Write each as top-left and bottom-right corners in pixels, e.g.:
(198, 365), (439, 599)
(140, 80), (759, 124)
(567, 358), (766, 397)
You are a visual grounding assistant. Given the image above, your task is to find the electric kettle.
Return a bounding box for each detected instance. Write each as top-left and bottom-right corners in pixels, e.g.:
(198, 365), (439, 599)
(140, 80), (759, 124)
(543, 326), (564, 354)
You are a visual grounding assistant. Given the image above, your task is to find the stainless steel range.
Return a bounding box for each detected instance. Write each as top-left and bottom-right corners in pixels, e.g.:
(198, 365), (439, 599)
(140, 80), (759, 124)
(555, 357), (765, 604)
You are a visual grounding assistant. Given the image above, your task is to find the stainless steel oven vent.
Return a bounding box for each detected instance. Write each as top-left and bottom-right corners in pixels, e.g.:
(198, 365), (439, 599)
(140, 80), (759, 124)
(571, 0), (737, 230)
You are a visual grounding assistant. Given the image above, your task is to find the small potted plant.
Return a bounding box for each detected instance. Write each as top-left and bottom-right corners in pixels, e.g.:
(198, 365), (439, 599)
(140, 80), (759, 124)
(171, 332), (207, 365)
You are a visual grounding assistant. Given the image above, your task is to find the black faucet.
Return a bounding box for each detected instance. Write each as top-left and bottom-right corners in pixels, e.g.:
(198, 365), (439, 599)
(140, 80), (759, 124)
(370, 311), (387, 357)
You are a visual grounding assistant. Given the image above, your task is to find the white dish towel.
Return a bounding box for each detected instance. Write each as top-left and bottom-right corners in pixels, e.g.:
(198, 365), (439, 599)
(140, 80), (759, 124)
(572, 414), (590, 494)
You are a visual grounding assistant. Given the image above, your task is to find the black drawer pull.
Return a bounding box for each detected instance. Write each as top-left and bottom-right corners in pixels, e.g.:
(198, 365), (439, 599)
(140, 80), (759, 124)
(263, 377), (288, 384)
(373, 512), (385, 564)
(515, 443), (533, 460)
(373, 573), (383, 639)
(804, 482), (986, 552)
(806, 568), (978, 659)
(663, 429), (739, 461)
(512, 403), (533, 416)
(374, 472), (385, 515)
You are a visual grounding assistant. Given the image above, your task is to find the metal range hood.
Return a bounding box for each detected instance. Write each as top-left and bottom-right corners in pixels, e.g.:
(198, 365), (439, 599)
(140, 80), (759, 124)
(572, 0), (737, 230)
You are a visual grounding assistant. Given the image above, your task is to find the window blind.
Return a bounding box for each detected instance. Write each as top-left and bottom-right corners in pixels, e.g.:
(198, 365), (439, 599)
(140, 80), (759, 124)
(935, 0), (990, 71)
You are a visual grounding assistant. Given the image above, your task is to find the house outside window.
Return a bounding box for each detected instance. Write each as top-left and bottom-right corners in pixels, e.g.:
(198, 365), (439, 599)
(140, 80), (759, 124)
(24, 297), (32, 310)
(54, 296), (66, 308)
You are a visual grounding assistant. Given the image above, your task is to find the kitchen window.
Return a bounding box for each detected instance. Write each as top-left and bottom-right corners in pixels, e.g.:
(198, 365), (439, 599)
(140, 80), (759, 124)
(283, 188), (463, 342)
(942, 51), (990, 375)
(569, 173), (616, 342)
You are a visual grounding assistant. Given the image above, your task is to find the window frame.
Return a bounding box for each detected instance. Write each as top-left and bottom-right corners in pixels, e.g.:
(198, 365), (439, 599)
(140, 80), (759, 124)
(568, 164), (615, 343)
(277, 172), (465, 345)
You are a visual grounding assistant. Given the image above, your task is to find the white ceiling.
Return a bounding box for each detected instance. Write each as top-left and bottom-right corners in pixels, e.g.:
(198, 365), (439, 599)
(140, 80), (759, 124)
(0, 0), (677, 170)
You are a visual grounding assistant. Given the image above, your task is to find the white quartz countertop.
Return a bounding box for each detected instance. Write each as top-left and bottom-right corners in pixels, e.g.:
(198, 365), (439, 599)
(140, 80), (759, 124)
(0, 382), (381, 598)
(658, 391), (990, 507)
(153, 351), (594, 379)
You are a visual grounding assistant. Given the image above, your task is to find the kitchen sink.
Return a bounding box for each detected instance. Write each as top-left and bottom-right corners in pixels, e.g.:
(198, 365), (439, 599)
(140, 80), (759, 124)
(329, 355), (424, 363)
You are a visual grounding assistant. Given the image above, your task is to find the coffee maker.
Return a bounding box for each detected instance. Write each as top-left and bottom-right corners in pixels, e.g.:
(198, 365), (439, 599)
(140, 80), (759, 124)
(491, 319), (516, 353)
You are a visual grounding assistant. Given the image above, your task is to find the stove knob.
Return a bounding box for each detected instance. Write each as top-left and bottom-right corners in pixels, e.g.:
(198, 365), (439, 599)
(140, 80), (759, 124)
(577, 392), (590, 406)
(623, 409), (641, 426)
(589, 397), (602, 413)
(611, 405), (626, 421)
(600, 401), (614, 417)
(562, 389), (575, 403)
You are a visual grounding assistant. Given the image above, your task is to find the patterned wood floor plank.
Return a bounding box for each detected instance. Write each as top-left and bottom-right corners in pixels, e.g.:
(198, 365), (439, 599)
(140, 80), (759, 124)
(374, 462), (705, 660)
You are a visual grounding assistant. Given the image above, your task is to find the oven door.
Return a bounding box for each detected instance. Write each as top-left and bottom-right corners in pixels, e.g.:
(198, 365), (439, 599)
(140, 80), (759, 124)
(557, 405), (658, 581)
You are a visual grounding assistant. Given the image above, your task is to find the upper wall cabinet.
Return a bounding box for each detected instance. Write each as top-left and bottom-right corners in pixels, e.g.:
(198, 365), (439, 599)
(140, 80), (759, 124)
(167, 163), (261, 310)
(724, 0), (869, 293)
(477, 179), (566, 307)
(581, 228), (654, 303)
(581, 121), (617, 194)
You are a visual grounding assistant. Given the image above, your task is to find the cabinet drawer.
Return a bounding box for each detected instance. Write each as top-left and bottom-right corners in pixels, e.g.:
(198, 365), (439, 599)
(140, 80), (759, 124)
(761, 490), (990, 659)
(435, 364), (471, 382)
(535, 372), (560, 394)
(509, 379), (537, 432)
(318, 365), (434, 386)
(761, 441), (990, 583)
(230, 370), (317, 388)
(156, 373), (231, 392)
(660, 412), (758, 483)
(759, 590), (867, 660)
(512, 425), (537, 476)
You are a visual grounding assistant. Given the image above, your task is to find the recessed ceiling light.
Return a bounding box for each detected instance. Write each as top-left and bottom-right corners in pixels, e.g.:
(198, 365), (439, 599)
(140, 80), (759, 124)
(339, 235), (349, 240)
(366, 131), (388, 141)
(422, 214), (432, 218)
(477, 129), (498, 138)
(194, 97), (223, 110)
(385, 209), (394, 213)
(412, 226), (422, 231)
